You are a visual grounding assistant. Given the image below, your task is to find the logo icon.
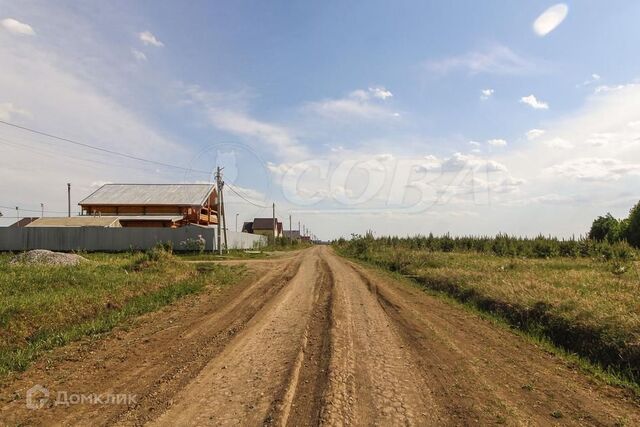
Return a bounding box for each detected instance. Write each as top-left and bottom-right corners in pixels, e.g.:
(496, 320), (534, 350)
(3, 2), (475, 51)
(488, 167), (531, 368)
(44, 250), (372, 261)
(26, 384), (49, 410)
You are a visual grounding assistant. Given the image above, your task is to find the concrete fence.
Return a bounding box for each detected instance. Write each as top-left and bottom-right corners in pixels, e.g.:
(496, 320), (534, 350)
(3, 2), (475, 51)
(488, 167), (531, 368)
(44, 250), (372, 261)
(0, 226), (266, 252)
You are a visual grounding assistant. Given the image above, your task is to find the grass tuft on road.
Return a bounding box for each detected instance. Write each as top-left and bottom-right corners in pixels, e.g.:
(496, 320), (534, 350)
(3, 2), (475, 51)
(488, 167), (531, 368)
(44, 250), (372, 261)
(0, 247), (244, 378)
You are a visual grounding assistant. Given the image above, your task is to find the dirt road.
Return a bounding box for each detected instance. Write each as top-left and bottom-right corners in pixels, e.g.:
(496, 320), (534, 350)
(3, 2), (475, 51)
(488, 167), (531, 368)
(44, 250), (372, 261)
(1, 246), (639, 426)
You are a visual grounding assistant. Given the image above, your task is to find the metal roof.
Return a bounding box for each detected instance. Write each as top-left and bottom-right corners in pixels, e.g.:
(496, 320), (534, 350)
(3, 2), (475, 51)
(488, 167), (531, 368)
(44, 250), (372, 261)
(251, 218), (277, 230)
(79, 184), (215, 206)
(25, 215), (185, 228)
(26, 217), (120, 227)
(116, 215), (183, 221)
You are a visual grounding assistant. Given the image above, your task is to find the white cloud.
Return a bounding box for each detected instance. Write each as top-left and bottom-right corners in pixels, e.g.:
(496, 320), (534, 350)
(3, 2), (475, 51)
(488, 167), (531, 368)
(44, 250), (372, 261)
(594, 84), (628, 94)
(480, 89), (494, 100)
(307, 88), (398, 120)
(520, 94), (549, 110)
(0, 29), (189, 215)
(131, 48), (147, 62)
(502, 193), (575, 207)
(578, 73), (601, 87)
(180, 84), (308, 160)
(542, 137), (573, 149)
(208, 109), (307, 160)
(0, 102), (32, 121)
(549, 158), (640, 181)
(139, 31), (164, 47)
(526, 129), (545, 140)
(585, 132), (615, 147)
(439, 152), (508, 173)
(1, 18), (35, 36)
(487, 138), (507, 147)
(426, 44), (534, 75)
(468, 140), (481, 146)
(533, 3), (569, 36)
(368, 87), (393, 100)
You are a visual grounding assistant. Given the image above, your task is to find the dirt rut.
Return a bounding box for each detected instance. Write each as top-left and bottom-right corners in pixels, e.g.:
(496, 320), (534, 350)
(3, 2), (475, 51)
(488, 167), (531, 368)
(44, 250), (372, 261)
(1, 246), (639, 426)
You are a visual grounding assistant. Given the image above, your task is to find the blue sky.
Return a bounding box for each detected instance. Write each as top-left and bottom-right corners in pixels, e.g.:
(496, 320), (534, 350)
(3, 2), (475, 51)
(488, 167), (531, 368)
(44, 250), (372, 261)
(1, 1), (640, 239)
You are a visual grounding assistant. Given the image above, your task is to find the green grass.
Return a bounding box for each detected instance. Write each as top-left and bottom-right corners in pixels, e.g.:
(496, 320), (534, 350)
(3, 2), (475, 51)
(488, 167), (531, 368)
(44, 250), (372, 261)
(176, 249), (272, 261)
(335, 242), (640, 388)
(176, 240), (311, 261)
(0, 249), (244, 378)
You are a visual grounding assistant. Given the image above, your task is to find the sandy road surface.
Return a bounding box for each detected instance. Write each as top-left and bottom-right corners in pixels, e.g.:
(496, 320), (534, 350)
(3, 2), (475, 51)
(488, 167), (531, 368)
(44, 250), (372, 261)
(1, 246), (639, 426)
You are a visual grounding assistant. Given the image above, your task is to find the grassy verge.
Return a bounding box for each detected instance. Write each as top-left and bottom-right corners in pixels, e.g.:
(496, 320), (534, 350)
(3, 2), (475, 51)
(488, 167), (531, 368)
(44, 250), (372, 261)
(176, 240), (312, 261)
(334, 243), (640, 388)
(176, 249), (277, 261)
(0, 248), (244, 378)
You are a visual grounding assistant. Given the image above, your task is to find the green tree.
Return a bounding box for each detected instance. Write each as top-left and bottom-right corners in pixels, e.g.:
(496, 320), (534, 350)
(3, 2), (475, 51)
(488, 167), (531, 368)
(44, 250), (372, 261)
(624, 201), (640, 248)
(588, 213), (621, 242)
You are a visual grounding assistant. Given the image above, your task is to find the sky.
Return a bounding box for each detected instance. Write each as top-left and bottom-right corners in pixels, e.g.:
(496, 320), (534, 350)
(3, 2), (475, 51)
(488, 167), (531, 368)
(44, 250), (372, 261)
(1, 1), (640, 239)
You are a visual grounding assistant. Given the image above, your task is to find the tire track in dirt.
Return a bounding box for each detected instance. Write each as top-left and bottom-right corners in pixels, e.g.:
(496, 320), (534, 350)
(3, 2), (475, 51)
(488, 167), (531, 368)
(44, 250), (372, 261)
(2, 246), (639, 426)
(347, 258), (640, 426)
(279, 258), (333, 427)
(0, 254), (304, 426)
(320, 247), (443, 426)
(149, 247), (325, 426)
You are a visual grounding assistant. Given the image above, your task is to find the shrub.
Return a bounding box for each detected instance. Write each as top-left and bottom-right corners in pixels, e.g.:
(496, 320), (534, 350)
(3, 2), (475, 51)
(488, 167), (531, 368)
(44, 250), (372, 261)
(334, 233), (638, 260)
(589, 213), (621, 243)
(624, 201), (640, 248)
(179, 236), (206, 253)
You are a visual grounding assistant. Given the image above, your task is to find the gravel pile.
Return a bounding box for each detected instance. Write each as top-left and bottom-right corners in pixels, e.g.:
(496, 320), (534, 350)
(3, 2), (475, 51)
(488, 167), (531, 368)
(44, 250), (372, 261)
(10, 249), (88, 266)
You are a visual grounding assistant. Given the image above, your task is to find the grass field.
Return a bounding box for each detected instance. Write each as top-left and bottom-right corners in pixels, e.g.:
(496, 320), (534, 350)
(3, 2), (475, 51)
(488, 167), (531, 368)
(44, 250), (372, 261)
(0, 248), (244, 378)
(335, 238), (640, 384)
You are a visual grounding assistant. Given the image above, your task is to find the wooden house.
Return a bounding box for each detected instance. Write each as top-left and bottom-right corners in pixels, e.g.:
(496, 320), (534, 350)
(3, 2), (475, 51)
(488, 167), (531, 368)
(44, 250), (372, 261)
(242, 218), (283, 237)
(78, 184), (218, 228)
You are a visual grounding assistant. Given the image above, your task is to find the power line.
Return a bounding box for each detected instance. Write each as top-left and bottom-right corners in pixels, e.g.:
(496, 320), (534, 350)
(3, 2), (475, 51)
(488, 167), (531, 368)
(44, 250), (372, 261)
(0, 119), (212, 175)
(225, 183), (269, 208)
(0, 205), (68, 214)
(0, 136), (178, 177)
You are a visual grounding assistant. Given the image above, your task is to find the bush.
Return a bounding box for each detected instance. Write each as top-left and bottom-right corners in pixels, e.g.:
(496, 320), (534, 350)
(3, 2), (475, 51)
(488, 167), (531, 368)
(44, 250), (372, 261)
(624, 201), (640, 248)
(333, 233), (639, 260)
(179, 236), (206, 253)
(589, 214), (621, 243)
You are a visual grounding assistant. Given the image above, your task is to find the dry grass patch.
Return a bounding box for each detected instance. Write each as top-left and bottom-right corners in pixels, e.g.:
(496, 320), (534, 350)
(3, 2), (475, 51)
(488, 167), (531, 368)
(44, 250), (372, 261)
(336, 242), (640, 383)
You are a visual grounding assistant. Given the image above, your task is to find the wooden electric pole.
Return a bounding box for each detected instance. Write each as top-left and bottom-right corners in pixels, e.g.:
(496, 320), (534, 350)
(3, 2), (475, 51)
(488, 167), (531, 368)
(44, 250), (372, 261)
(216, 167), (222, 255)
(67, 183), (71, 217)
(272, 202), (276, 240)
(221, 183), (228, 253)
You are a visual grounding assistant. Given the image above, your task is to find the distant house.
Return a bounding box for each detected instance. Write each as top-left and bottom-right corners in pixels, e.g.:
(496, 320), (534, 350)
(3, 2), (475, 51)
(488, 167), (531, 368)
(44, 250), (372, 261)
(78, 184), (218, 228)
(242, 218), (283, 237)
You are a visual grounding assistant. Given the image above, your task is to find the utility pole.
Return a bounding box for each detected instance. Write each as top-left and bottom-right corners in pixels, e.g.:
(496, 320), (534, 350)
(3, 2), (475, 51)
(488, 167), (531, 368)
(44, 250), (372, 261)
(216, 167), (222, 255)
(40, 203), (44, 218)
(289, 214), (292, 234)
(235, 213), (239, 232)
(15, 206), (19, 225)
(67, 183), (71, 217)
(221, 183), (228, 253)
(272, 202), (276, 240)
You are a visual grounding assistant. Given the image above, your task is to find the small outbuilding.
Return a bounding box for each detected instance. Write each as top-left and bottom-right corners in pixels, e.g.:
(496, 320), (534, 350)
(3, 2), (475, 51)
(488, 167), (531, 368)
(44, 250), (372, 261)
(242, 218), (283, 237)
